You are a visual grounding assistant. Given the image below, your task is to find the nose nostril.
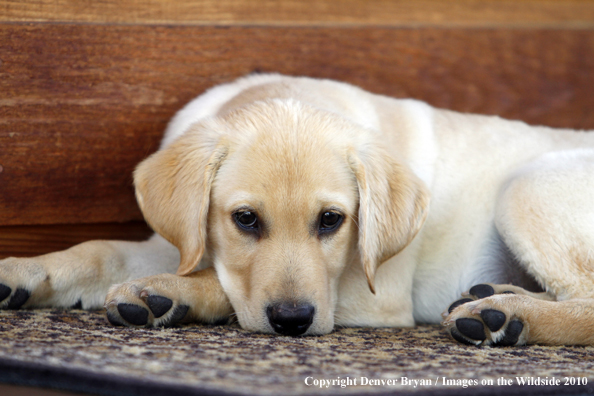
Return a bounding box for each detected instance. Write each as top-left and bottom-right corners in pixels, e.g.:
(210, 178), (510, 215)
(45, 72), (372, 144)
(267, 303), (315, 336)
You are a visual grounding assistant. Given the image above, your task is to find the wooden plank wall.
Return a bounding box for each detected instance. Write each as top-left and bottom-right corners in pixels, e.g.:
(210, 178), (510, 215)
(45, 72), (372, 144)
(1, 0), (594, 257)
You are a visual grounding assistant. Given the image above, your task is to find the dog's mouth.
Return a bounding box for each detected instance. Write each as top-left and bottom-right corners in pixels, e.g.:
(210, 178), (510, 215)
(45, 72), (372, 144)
(265, 302), (316, 336)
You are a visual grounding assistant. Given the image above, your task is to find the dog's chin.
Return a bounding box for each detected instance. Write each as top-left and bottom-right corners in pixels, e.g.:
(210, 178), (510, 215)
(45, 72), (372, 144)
(302, 321), (335, 336)
(237, 312), (335, 337)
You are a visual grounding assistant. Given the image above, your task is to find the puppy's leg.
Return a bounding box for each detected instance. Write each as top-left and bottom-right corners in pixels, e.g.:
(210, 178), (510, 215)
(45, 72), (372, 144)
(104, 268), (233, 327)
(445, 282), (554, 315)
(443, 283), (557, 346)
(495, 151), (594, 301)
(445, 150), (594, 346)
(0, 234), (180, 310)
(444, 294), (594, 346)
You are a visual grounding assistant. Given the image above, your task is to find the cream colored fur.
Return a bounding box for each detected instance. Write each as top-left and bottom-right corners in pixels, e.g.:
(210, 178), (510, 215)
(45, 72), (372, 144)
(2, 74), (594, 345)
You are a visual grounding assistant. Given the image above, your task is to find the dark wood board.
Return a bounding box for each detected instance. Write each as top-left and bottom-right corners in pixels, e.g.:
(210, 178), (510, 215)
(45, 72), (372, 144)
(2, 24), (594, 225)
(0, 221), (153, 259)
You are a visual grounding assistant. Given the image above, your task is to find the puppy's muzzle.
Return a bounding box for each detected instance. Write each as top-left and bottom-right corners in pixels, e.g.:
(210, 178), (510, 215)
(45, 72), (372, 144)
(266, 303), (315, 336)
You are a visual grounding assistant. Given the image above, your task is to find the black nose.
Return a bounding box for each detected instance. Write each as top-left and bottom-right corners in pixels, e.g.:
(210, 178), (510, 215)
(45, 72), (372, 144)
(266, 303), (315, 336)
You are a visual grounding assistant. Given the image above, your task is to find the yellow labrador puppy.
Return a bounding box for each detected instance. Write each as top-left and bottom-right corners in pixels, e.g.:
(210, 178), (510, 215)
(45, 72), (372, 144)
(2, 74), (594, 346)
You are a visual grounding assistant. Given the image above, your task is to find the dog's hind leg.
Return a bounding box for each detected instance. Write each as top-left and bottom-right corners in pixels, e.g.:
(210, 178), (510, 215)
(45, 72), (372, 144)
(445, 282), (555, 314)
(494, 150), (594, 301)
(444, 149), (594, 346)
(443, 293), (594, 346)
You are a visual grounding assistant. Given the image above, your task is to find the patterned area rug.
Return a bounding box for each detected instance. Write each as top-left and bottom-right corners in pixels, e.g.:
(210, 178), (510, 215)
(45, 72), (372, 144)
(0, 309), (592, 396)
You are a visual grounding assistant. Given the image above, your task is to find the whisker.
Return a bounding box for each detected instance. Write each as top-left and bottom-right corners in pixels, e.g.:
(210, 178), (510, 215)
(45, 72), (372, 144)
(347, 214), (361, 232)
(333, 311), (348, 326)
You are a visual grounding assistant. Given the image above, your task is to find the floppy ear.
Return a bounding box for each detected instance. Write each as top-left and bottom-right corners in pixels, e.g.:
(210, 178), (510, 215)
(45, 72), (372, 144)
(347, 146), (430, 294)
(134, 125), (229, 276)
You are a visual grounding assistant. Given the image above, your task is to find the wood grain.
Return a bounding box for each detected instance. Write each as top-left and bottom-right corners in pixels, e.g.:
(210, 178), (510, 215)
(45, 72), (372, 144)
(0, 222), (153, 259)
(2, 24), (594, 225)
(3, 0), (594, 28)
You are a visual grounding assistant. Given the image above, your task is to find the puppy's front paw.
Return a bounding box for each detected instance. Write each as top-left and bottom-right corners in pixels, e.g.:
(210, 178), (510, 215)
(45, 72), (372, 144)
(0, 258), (49, 309)
(443, 294), (530, 347)
(104, 275), (191, 328)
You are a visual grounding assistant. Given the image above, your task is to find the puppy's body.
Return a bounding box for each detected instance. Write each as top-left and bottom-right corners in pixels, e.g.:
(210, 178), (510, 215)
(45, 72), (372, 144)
(2, 74), (594, 345)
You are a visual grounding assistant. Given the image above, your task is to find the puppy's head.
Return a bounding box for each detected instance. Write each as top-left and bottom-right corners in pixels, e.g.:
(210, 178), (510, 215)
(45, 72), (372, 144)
(135, 99), (428, 335)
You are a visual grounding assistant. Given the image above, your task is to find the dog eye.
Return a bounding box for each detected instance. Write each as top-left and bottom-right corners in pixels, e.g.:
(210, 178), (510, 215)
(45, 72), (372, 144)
(319, 211), (343, 234)
(234, 211), (259, 230)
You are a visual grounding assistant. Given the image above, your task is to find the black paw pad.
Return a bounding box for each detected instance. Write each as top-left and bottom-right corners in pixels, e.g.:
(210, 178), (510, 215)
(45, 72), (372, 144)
(7, 288), (29, 309)
(169, 304), (189, 323)
(117, 303), (149, 326)
(160, 304), (190, 327)
(494, 319), (524, 347)
(469, 284), (495, 299)
(448, 298), (473, 314)
(456, 318), (486, 341)
(211, 317), (230, 326)
(0, 284), (11, 302)
(146, 295), (173, 318)
(480, 309), (506, 332)
(70, 299), (83, 309)
(106, 311), (126, 327)
(450, 328), (476, 346)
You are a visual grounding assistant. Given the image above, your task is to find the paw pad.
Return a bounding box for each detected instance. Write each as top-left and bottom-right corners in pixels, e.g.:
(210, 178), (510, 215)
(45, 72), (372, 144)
(455, 318), (486, 341)
(117, 303), (149, 326)
(480, 309), (506, 332)
(7, 288), (30, 309)
(106, 292), (190, 328)
(0, 284), (11, 302)
(448, 298), (473, 314)
(163, 304), (189, 326)
(146, 295), (173, 318)
(450, 328), (477, 345)
(70, 299), (83, 309)
(493, 320), (523, 347)
(106, 311), (126, 327)
(469, 284), (495, 299)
